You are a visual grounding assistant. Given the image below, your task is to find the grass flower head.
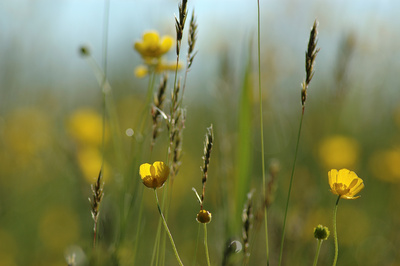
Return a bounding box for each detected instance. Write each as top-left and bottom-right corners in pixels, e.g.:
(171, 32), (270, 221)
(134, 31), (173, 61)
(328, 169), (364, 199)
(139, 161), (170, 189)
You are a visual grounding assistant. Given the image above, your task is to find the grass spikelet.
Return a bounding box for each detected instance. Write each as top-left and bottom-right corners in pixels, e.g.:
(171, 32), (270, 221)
(151, 75), (168, 150)
(200, 124), (213, 208)
(242, 190), (254, 264)
(89, 169), (104, 248)
(301, 19), (320, 108)
(175, 0), (188, 55)
(279, 20), (319, 266)
(171, 109), (185, 179)
(187, 10), (198, 70)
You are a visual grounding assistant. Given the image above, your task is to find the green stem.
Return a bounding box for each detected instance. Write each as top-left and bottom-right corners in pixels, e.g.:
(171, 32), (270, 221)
(154, 189), (184, 266)
(313, 239), (323, 266)
(204, 224), (211, 266)
(256, 1), (269, 264)
(132, 186), (144, 264)
(278, 110), (305, 266)
(332, 196), (340, 266)
(192, 223), (201, 266)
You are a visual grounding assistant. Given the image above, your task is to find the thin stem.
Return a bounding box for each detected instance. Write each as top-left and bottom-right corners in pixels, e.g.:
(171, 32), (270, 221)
(203, 223), (211, 266)
(332, 196), (341, 266)
(192, 223), (201, 266)
(154, 189), (184, 266)
(257, 1), (269, 265)
(278, 110), (305, 266)
(313, 239), (323, 266)
(93, 219), (98, 248)
(132, 186), (144, 264)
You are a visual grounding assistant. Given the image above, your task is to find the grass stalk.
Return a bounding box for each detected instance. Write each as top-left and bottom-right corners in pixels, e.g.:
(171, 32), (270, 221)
(256, 0), (269, 265)
(278, 20), (318, 265)
(313, 240), (323, 266)
(154, 189), (184, 266)
(192, 224), (201, 265)
(278, 110), (304, 266)
(203, 224), (211, 266)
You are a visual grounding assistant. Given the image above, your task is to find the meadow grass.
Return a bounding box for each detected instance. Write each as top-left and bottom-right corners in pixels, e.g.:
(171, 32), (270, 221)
(6, 1), (397, 266)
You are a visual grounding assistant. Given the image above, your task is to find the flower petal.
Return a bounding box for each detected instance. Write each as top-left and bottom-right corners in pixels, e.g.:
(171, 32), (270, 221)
(139, 163), (152, 179)
(328, 169), (338, 190)
(159, 36), (173, 54)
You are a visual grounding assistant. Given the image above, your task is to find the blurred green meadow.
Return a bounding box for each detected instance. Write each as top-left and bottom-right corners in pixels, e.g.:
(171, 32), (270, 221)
(1, 0), (400, 265)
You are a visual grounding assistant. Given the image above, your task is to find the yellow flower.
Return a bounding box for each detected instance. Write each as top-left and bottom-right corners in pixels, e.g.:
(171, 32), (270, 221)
(196, 209), (212, 224)
(369, 149), (400, 183)
(319, 135), (359, 169)
(67, 108), (108, 147)
(134, 61), (183, 78)
(139, 161), (169, 189)
(134, 31), (173, 60)
(328, 169), (364, 199)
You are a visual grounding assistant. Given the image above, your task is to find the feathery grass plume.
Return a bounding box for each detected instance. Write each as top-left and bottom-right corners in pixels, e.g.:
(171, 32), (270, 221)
(187, 10), (198, 70)
(171, 108), (185, 179)
(301, 19), (320, 108)
(200, 125), (214, 208)
(278, 20), (319, 266)
(168, 78), (186, 181)
(175, 0), (188, 55)
(181, 9), (198, 98)
(242, 190), (254, 264)
(89, 169), (104, 248)
(151, 75), (168, 150)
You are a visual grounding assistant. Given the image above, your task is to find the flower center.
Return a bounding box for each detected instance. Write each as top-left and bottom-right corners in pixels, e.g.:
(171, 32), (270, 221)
(333, 183), (350, 195)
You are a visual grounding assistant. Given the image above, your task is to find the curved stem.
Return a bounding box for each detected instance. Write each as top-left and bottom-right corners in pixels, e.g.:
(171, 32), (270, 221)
(278, 110), (305, 266)
(313, 239), (323, 266)
(332, 196), (341, 266)
(204, 224), (211, 266)
(154, 189), (184, 266)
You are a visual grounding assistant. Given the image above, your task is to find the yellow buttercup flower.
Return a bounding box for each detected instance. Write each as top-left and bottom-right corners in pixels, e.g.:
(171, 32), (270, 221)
(134, 31), (173, 60)
(328, 169), (364, 199)
(139, 161), (170, 189)
(134, 61), (183, 78)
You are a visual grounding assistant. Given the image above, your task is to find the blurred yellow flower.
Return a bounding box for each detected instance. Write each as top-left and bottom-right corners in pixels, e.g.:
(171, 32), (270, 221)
(67, 108), (107, 147)
(139, 161), (169, 189)
(319, 135), (359, 169)
(328, 169), (364, 199)
(77, 147), (110, 184)
(39, 207), (80, 253)
(134, 61), (182, 78)
(369, 149), (400, 183)
(134, 31), (173, 60)
(3, 107), (51, 156)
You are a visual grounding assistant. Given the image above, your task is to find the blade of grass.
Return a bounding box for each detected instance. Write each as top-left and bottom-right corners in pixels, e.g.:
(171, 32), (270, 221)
(234, 36), (254, 231)
(256, 0), (270, 265)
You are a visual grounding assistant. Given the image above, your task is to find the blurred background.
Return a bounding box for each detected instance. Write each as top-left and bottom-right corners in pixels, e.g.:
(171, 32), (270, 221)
(1, 0), (400, 265)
